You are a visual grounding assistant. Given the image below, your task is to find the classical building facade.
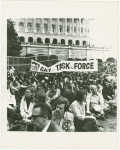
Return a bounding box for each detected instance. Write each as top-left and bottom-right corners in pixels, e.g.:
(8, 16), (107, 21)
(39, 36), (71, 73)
(13, 18), (93, 46)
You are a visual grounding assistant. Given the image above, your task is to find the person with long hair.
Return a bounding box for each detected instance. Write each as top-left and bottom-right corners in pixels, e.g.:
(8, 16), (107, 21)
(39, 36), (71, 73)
(69, 90), (99, 132)
(20, 86), (35, 121)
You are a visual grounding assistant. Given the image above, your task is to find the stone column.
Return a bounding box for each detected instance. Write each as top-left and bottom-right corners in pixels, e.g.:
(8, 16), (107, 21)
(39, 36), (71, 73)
(25, 18), (28, 32)
(57, 18), (60, 34)
(65, 18), (67, 35)
(72, 18), (74, 35)
(33, 18), (36, 33)
(83, 19), (85, 36)
(49, 18), (53, 34)
(76, 19), (79, 35)
(79, 18), (81, 36)
(41, 18), (45, 33)
(62, 19), (64, 34)
(69, 19), (71, 35)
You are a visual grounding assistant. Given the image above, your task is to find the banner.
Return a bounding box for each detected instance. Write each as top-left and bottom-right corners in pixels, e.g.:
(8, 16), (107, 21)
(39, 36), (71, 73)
(31, 59), (98, 73)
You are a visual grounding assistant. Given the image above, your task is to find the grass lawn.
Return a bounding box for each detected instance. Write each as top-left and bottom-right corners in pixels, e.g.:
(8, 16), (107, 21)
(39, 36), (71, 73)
(97, 110), (117, 132)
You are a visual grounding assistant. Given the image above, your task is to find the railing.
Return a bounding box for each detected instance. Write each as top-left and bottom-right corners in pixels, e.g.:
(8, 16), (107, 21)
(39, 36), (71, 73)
(7, 46), (117, 71)
(7, 56), (59, 71)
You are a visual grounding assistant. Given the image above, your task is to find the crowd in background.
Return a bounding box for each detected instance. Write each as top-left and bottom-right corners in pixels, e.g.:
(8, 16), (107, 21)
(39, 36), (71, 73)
(7, 61), (117, 132)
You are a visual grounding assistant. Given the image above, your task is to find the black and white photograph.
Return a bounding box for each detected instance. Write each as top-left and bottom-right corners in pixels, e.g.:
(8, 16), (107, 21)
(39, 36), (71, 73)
(7, 17), (117, 132)
(1, 1), (119, 149)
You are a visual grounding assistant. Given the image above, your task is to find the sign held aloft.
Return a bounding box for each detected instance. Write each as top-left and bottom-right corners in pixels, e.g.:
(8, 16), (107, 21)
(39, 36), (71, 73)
(31, 59), (98, 73)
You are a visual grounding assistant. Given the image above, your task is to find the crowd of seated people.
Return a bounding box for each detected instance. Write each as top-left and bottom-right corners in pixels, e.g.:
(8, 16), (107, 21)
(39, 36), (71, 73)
(7, 61), (117, 132)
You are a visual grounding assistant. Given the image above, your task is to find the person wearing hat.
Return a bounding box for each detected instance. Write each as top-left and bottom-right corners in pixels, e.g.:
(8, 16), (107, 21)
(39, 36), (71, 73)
(20, 86), (35, 121)
(52, 96), (75, 132)
(69, 90), (99, 132)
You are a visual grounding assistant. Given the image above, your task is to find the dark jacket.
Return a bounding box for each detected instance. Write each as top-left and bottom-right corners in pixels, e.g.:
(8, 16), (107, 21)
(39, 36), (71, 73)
(102, 86), (114, 100)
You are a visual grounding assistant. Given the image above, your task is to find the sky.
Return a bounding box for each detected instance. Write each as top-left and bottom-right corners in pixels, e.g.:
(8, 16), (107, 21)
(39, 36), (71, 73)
(89, 3), (118, 48)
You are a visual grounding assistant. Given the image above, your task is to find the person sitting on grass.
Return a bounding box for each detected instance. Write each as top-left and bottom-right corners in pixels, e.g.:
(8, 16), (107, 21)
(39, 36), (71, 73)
(86, 85), (110, 120)
(69, 90), (101, 132)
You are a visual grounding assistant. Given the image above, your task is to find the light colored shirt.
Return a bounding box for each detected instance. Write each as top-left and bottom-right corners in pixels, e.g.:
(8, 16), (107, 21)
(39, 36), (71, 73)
(52, 111), (74, 132)
(69, 101), (85, 120)
(86, 92), (104, 107)
(7, 89), (16, 107)
(20, 97), (34, 119)
(46, 89), (60, 101)
(97, 84), (103, 95)
(42, 120), (51, 132)
(9, 69), (14, 76)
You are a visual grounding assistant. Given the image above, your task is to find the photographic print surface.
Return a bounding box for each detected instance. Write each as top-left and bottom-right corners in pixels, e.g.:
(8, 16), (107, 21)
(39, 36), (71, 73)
(2, 1), (119, 149)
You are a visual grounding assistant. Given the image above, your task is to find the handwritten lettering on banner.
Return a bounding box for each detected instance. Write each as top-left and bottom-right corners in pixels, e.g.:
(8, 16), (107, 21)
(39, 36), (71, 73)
(31, 59), (98, 73)
(31, 59), (51, 72)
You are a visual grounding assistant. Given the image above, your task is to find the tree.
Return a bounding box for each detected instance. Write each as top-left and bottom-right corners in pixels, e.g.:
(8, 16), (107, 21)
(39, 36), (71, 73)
(7, 19), (22, 56)
(97, 59), (103, 63)
(68, 58), (73, 61)
(106, 57), (116, 63)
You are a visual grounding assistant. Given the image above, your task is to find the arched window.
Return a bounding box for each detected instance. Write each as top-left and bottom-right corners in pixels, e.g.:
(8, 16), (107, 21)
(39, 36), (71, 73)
(27, 22), (32, 31)
(19, 22), (24, 31)
(37, 37), (42, 43)
(76, 40), (80, 45)
(82, 41), (86, 46)
(61, 39), (65, 44)
(45, 38), (50, 44)
(28, 37), (33, 43)
(20, 36), (25, 42)
(53, 38), (57, 44)
(68, 39), (72, 45)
